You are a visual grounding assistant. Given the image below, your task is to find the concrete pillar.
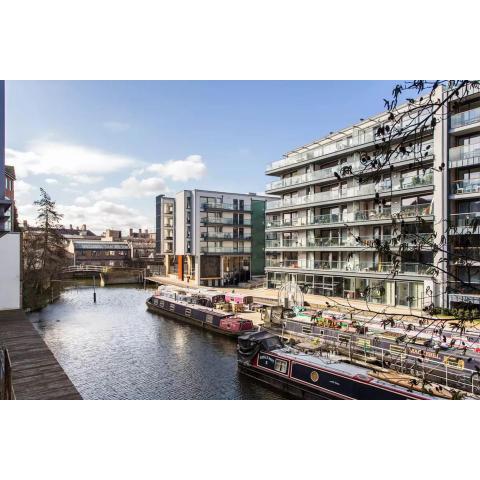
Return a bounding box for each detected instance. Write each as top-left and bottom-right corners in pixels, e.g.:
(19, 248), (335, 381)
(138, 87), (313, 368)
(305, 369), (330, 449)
(432, 86), (449, 308)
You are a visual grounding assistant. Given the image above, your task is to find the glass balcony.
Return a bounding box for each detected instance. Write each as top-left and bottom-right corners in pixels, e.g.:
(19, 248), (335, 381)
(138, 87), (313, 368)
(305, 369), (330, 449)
(201, 233), (251, 241)
(265, 204), (433, 230)
(265, 177), (434, 211)
(265, 142), (434, 192)
(200, 217), (252, 226)
(450, 212), (480, 230)
(449, 144), (480, 168)
(202, 202), (251, 212)
(451, 178), (480, 195)
(266, 118), (432, 173)
(450, 107), (480, 129)
(398, 203), (433, 218)
(201, 246), (251, 254)
(399, 173), (433, 190)
(265, 259), (430, 275)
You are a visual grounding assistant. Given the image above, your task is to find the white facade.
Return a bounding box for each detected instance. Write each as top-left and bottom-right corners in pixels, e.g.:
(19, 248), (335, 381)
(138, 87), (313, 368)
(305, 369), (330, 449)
(174, 189), (269, 286)
(0, 232), (21, 310)
(263, 92), (459, 309)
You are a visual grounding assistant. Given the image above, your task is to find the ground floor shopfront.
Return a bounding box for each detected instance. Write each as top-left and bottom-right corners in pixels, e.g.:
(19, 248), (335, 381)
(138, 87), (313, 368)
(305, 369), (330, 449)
(266, 271), (430, 309)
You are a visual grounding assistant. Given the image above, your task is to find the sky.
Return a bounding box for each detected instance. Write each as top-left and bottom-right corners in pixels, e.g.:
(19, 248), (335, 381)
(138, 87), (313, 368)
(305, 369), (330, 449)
(5, 80), (399, 234)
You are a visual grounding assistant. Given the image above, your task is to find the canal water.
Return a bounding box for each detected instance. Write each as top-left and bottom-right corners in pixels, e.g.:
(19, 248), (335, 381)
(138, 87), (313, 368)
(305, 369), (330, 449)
(28, 286), (286, 399)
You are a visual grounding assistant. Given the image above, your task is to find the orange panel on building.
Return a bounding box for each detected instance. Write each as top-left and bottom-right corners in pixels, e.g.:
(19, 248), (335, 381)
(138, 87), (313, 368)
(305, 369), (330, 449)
(177, 255), (183, 280)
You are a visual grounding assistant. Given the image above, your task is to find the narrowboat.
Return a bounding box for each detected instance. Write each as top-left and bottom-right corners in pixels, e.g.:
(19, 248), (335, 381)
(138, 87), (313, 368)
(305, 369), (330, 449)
(269, 306), (480, 395)
(237, 331), (474, 400)
(146, 287), (255, 337)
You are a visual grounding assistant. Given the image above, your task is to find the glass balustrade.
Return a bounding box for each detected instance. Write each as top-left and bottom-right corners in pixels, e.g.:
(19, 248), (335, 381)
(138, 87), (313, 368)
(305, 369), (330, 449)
(451, 178), (480, 195)
(451, 107), (480, 129)
(200, 218), (252, 225)
(449, 144), (480, 168)
(265, 204), (433, 230)
(450, 212), (480, 229)
(202, 202), (251, 212)
(201, 247), (252, 254)
(265, 259), (430, 274)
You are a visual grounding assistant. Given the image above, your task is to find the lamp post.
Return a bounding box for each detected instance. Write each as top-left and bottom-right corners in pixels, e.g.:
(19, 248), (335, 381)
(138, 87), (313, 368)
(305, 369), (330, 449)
(93, 275), (97, 303)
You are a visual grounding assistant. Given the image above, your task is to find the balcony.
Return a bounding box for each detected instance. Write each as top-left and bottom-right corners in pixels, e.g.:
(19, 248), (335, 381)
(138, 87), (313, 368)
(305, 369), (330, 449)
(266, 203), (433, 230)
(266, 178), (433, 211)
(450, 212), (480, 231)
(202, 202), (251, 212)
(265, 142), (434, 193)
(265, 234), (431, 250)
(200, 217), (252, 226)
(449, 144), (480, 169)
(450, 178), (480, 196)
(266, 116), (433, 173)
(450, 107), (480, 130)
(201, 233), (251, 241)
(265, 259), (431, 275)
(201, 246), (252, 254)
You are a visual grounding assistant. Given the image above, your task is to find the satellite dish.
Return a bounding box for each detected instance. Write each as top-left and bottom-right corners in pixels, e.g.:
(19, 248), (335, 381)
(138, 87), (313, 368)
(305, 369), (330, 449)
(278, 280), (304, 309)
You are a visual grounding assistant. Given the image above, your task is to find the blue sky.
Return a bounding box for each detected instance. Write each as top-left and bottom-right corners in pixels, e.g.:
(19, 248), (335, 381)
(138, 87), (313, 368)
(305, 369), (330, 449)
(5, 81), (398, 233)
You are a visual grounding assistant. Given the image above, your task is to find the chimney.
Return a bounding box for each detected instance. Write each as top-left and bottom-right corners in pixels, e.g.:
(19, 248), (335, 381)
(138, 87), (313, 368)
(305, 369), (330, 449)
(69, 224), (73, 230)
(82, 224), (86, 231)
(129, 228), (133, 236)
(145, 229), (148, 234)
(23, 220), (28, 228)
(139, 228), (142, 234)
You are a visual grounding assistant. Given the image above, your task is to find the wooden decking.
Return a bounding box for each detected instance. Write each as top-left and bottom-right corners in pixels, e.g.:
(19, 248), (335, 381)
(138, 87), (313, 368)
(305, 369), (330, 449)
(0, 309), (81, 400)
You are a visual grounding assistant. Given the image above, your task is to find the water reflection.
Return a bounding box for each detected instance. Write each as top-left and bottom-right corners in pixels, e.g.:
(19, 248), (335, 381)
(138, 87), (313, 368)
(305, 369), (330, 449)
(29, 286), (286, 400)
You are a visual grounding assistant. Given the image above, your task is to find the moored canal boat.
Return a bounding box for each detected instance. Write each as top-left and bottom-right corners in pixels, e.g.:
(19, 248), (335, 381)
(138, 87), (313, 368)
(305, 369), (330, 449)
(237, 331), (475, 400)
(146, 287), (255, 337)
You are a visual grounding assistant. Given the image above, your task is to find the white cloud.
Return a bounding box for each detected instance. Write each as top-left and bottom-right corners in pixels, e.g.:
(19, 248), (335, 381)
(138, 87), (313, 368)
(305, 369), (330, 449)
(102, 121), (130, 133)
(14, 179), (35, 202)
(6, 140), (138, 180)
(146, 154), (206, 181)
(45, 178), (58, 184)
(94, 175), (167, 200)
(16, 199), (152, 234)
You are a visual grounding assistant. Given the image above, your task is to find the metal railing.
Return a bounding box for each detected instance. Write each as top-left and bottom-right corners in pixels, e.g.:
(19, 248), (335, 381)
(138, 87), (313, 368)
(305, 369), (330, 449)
(1, 347), (15, 400)
(450, 212), (480, 229)
(281, 327), (480, 396)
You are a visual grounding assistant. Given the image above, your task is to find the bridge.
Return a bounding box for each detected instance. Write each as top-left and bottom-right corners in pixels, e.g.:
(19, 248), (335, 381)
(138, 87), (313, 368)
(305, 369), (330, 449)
(60, 264), (146, 286)
(61, 265), (145, 274)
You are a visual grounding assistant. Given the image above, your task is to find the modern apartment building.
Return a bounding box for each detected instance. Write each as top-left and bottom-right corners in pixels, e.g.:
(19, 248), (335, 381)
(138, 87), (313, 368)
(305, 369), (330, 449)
(0, 80), (22, 310)
(155, 194), (175, 274)
(264, 86), (480, 309)
(172, 189), (270, 287)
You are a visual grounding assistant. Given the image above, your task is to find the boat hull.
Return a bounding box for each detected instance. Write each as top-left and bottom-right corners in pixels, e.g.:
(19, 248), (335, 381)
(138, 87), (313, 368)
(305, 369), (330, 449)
(239, 350), (429, 400)
(146, 298), (252, 338)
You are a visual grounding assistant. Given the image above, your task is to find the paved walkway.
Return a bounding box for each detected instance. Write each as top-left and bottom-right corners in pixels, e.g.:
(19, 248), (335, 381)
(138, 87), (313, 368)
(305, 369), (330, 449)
(0, 309), (81, 400)
(146, 275), (425, 318)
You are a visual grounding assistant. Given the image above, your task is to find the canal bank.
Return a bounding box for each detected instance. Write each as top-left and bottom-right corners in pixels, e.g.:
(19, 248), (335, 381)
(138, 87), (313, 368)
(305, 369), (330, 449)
(28, 285), (286, 399)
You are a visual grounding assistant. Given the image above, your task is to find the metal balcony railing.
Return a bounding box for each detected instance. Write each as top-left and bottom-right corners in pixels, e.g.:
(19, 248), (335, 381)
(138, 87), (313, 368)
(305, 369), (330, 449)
(201, 233), (251, 241)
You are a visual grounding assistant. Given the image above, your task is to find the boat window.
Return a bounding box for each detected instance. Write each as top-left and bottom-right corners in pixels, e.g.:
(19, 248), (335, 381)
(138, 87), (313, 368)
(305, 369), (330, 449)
(274, 359), (288, 374)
